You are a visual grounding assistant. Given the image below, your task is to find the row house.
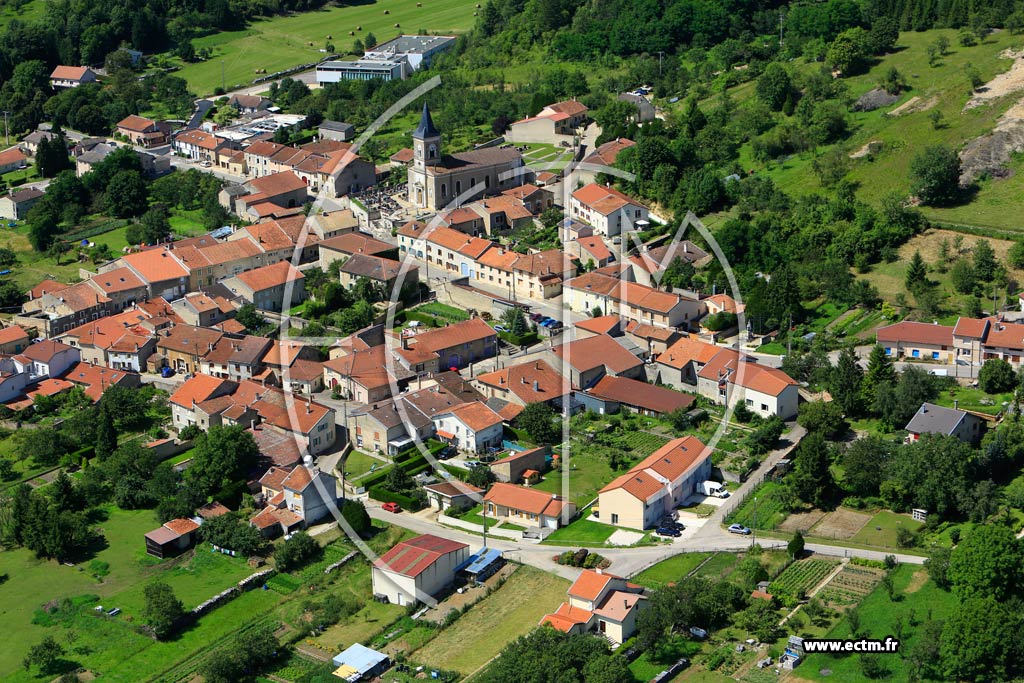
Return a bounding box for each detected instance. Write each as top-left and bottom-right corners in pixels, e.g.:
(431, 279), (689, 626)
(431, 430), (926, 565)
(563, 271), (702, 329)
(880, 316), (1024, 368)
(222, 260), (307, 313)
(171, 376), (336, 455)
(58, 308), (165, 370)
(396, 318), (497, 372)
(173, 129), (230, 162)
(170, 291), (237, 328)
(199, 334), (272, 382)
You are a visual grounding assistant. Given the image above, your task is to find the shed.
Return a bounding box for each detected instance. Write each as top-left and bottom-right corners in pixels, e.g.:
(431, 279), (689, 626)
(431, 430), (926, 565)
(331, 643), (390, 681)
(458, 546), (505, 584)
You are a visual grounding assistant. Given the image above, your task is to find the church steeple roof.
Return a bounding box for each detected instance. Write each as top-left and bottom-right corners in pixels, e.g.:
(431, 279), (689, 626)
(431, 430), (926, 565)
(413, 102), (440, 140)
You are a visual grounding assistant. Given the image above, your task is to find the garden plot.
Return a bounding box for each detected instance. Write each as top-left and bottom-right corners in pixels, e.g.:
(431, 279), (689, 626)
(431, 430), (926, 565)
(778, 510), (827, 534)
(768, 558), (840, 598)
(809, 508), (873, 540)
(817, 564), (886, 610)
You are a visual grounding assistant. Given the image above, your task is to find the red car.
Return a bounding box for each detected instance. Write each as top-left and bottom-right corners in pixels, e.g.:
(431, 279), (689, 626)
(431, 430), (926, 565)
(382, 502), (402, 513)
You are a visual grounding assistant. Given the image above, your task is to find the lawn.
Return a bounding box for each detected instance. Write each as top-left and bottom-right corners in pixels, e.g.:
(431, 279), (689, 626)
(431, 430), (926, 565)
(458, 505), (499, 530)
(736, 29), (1024, 231)
(0, 505), (261, 681)
(723, 481), (789, 531)
(174, 0), (480, 95)
(414, 566), (570, 677)
(542, 518), (617, 545)
(932, 383), (1013, 416)
(0, 0), (46, 29)
(169, 208), (210, 237)
(531, 453), (615, 508)
(849, 510), (925, 548)
(801, 565), (958, 682)
(0, 224), (83, 293)
(91, 225), (131, 253)
(341, 450), (386, 479)
(633, 552), (715, 589)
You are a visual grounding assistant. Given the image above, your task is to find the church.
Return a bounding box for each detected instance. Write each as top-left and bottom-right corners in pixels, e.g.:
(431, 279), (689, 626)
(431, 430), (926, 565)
(407, 104), (531, 211)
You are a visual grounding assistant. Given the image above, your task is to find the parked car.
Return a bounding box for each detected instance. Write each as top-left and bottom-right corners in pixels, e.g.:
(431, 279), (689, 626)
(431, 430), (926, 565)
(160, 366), (175, 378)
(689, 627), (708, 639)
(728, 524), (751, 535)
(494, 325), (509, 332)
(660, 518), (684, 530)
(381, 502), (402, 513)
(656, 526), (681, 537)
(530, 313), (544, 322)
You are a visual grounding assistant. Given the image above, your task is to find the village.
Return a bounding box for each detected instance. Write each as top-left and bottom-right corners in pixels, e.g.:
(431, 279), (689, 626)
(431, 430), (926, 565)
(4, 19), (1024, 683)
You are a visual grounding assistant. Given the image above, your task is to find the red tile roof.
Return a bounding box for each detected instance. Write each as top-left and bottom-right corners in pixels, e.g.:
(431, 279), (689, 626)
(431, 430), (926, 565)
(405, 318), (496, 354)
(50, 65), (91, 81)
(572, 183), (643, 215)
(876, 321), (953, 347)
(232, 260), (304, 293)
(475, 359), (565, 404)
(116, 115), (158, 132)
(553, 334), (643, 376)
(377, 534), (469, 578)
(568, 569), (617, 601)
(442, 401), (504, 431)
(483, 482), (569, 517)
(574, 315), (621, 336)
(122, 248), (190, 282)
(29, 279), (69, 300)
(601, 435), (710, 501)
(169, 373), (235, 408)
(589, 375), (694, 414)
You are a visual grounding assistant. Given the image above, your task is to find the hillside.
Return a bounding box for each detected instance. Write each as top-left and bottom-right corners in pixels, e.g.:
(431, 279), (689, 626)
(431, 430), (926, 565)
(174, 0), (480, 95)
(721, 28), (1024, 233)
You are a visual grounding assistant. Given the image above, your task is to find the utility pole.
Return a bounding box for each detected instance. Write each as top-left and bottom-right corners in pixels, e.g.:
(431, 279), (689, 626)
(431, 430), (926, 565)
(656, 51), (665, 76)
(752, 495), (757, 548)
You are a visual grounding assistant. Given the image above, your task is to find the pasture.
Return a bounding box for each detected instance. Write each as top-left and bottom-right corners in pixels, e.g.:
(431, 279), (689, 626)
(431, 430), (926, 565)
(176, 0), (480, 95)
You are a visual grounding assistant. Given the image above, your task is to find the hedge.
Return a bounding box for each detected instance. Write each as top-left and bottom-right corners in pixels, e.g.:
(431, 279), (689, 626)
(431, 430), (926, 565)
(368, 485), (422, 511)
(498, 331), (540, 346)
(360, 441), (449, 488)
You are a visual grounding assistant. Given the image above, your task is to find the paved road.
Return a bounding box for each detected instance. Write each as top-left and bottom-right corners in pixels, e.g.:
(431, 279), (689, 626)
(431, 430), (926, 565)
(362, 422), (924, 585)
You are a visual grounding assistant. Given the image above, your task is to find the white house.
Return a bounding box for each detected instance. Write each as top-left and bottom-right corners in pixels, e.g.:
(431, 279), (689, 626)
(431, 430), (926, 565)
(483, 482), (575, 529)
(12, 340), (80, 380)
(597, 435), (712, 530)
(432, 401), (504, 453)
(371, 534), (470, 606)
(570, 183), (648, 238)
(541, 569), (647, 645)
(250, 465), (340, 537)
(695, 350), (799, 420)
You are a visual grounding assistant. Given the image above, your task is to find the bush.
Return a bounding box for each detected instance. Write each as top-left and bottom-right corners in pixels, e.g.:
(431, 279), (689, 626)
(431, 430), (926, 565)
(368, 485), (422, 511)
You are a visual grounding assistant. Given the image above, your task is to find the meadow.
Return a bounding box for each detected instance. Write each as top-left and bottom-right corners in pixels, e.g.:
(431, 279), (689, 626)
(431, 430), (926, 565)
(175, 0), (480, 95)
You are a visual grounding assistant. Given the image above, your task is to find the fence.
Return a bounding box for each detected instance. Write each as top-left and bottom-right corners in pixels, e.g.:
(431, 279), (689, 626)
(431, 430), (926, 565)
(437, 513), (522, 540)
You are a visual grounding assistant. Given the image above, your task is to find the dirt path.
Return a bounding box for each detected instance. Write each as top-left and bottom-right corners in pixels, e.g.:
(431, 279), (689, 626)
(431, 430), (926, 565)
(966, 49), (1024, 108)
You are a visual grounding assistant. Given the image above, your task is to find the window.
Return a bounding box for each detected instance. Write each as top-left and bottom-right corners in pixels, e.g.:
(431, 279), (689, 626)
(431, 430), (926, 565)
(761, 404), (768, 412)
(932, 352), (940, 360)
(912, 349), (920, 358)
(884, 347), (892, 355)
(745, 398), (753, 406)
(610, 513), (619, 524)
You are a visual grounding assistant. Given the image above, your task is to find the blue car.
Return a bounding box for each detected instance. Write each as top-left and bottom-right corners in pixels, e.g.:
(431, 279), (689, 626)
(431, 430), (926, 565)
(160, 366), (175, 378)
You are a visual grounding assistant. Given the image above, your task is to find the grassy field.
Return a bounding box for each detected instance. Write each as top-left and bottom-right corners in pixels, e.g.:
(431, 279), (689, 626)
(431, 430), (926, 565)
(633, 552), (715, 588)
(849, 510), (925, 548)
(734, 29), (1024, 231)
(801, 565), (958, 681)
(413, 566), (569, 676)
(0, 224), (83, 293)
(0, 505), (260, 681)
(175, 0), (479, 95)
(932, 382), (1013, 415)
(0, 0), (46, 29)
(723, 481), (790, 530)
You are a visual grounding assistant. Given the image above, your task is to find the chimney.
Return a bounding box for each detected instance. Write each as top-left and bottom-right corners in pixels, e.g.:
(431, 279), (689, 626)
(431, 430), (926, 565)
(521, 376), (526, 384)
(954, 400), (958, 410)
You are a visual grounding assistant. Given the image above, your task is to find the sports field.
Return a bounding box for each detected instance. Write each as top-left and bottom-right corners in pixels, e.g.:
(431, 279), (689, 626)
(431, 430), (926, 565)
(177, 0), (479, 95)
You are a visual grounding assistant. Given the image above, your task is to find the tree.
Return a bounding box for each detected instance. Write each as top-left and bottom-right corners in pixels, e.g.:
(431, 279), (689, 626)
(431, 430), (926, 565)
(950, 259), (976, 294)
(275, 531), (321, 572)
(830, 348), (863, 416)
(827, 27), (871, 76)
(138, 203), (172, 244)
(95, 404), (118, 460)
(788, 531), (805, 559)
(35, 135), (70, 178)
(385, 462), (414, 493)
(756, 63), (792, 111)
(863, 345), (895, 407)
(925, 545), (952, 589)
(200, 623), (279, 683)
(841, 436), (890, 497)
(186, 425), (259, 499)
(142, 581), (185, 639)
(797, 401), (846, 438)
(1008, 240), (1024, 269)
(736, 600), (782, 642)
(235, 303), (265, 332)
(979, 358), (1016, 393)
(940, 596), (1024, 682)
(909, 145), (961, 206)
(477, 626), (632, 683)
(467, 464), (496, 489)
(904, 251), (928, 291)
(972, 239), (998, 281)
(947, 524), (1024, 601)
(517, 402), (560, 444)
(746, 416), (784, 455)
(23, 635), (64, 674)
(501, 307), (528, 336)
(789, 431), (834, 507)
(364, 32), (377, 49)
(104, 170), (148, 218)
(340, 499), (371, 535)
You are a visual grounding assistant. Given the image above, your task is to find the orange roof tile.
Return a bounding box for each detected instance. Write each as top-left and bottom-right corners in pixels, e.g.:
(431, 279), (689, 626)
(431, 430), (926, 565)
(232, 260), (304, 293)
